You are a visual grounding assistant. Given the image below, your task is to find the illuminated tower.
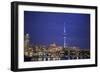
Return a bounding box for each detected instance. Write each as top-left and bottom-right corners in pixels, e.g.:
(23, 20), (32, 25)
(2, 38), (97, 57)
(64, 23), (67, 48)
(24, 34), (30, 50)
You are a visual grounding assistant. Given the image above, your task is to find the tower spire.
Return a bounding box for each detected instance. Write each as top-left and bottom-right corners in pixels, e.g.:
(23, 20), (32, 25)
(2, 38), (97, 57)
(64, 22), (66, 48)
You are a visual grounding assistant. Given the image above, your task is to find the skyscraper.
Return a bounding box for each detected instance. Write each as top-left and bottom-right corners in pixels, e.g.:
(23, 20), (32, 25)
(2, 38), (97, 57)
(24, 34), (30, 50)
(64, 23), (67, 48)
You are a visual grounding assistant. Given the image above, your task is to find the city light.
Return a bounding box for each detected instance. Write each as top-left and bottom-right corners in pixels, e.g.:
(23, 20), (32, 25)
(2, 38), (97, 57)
(24, 33), (90, 62)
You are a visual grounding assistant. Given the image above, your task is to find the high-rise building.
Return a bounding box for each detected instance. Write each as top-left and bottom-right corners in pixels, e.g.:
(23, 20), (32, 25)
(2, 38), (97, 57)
(64, 23), (67, 48)
(24, 34), (30, 50)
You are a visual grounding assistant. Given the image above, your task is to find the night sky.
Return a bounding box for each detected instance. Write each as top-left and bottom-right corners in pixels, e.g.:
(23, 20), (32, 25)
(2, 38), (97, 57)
(24, 11), (90, 49)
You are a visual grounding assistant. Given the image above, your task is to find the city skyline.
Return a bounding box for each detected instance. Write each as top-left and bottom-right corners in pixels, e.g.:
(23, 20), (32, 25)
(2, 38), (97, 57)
(24, 11), (90, 49)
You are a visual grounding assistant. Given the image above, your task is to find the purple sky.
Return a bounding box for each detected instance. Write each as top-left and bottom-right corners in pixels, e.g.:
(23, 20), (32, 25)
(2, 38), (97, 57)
(24, 11), (90, 49)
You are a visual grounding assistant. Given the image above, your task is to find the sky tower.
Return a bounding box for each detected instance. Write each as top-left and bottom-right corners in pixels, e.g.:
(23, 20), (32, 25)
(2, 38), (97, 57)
(64, 23), (67, 48)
